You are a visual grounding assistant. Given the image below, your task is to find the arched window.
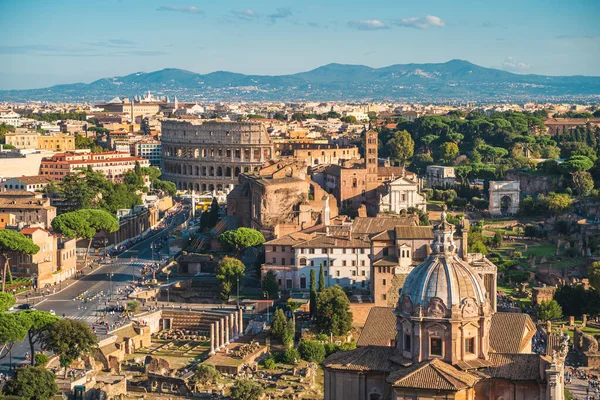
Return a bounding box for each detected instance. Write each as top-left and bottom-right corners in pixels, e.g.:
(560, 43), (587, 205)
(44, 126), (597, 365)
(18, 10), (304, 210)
(352, 178), (357, 188)
(202, 166), (207, 176)
(209, 166), (215, 176)
(217, 167), (223, 176)
(226, 167), (232, 177)
(195, 166), (199, 176)
(235, 167), (241, 177)
(208, 184), (215, 191)
(299, 258), (307, 266)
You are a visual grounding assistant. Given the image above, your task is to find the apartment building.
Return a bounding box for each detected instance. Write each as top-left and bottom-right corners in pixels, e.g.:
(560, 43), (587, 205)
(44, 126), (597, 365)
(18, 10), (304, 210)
(0, 191), (56, 229)
(40, 151), (150, 182)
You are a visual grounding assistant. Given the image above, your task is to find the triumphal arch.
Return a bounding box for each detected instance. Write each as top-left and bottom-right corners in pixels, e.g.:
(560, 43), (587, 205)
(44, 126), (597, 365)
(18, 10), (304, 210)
(489, 180), (520, 216)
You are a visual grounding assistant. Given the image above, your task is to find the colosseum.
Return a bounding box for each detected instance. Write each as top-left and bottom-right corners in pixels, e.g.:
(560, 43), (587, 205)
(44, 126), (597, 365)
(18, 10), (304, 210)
(161, 119), (274, 193)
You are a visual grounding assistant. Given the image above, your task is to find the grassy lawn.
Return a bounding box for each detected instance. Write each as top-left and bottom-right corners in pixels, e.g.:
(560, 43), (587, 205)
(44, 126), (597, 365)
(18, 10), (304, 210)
(522, 243), (555, 257)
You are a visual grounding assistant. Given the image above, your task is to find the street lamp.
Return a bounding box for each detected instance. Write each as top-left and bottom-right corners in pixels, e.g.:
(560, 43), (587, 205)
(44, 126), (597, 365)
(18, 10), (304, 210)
(107, 273), (114, 300)
(263, 291), (270, 323)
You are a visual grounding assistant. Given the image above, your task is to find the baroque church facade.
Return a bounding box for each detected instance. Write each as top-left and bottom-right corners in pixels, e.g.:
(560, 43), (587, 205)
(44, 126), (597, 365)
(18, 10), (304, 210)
(323, 213), (568, 400)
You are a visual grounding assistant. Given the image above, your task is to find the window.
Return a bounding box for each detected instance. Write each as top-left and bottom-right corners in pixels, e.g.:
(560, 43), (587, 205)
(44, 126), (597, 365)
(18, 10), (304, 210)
(281, 246), (286, 252)
(352, 260), (356, 266)
(383, 248), (389, 256)
(466, 337), (475, 354)
(431, 338), (442, 356)
(335, 270), (340, 277)
(361, 270), (366, 276)
(299, 258), (307, 266)
(343, 249), (347, 254)
(361, 260), (365, 266)
(281, 258), (286, 266)
(352, 271), (356, 276)
(360, 249), (365, 254)
(322, 248), (328, 254)
(382, 279), (387, 286)
(404, 334), (411, 352)
(309, 249), (315, 254)
(310, 260), (314, 266)
(382, 294), (387, 301)
(272, 246), (277, 252)
(342, 260), (347, 267)
(272, 258), (277, 264)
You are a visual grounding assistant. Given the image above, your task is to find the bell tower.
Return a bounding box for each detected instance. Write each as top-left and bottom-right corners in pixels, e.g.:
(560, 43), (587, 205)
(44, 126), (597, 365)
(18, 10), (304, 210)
(365, 129), (378, 174)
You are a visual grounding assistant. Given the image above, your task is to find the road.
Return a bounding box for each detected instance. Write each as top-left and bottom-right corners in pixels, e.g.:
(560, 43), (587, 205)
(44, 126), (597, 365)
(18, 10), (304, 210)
(0, 206), (189, 372)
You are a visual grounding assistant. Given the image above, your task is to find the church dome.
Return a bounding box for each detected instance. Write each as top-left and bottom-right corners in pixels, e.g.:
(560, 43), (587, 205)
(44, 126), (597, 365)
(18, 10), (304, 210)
(398, 209), (487, 315)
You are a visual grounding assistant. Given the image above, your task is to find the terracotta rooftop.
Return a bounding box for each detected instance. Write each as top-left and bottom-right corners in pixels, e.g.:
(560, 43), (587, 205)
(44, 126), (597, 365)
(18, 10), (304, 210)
(264, 232), (314, 246)
(357, 307), (397, 347)
(472, 353), (546, 382)
(0, 198), (53, 209)
(489, 312), (536, 353)
(20, 227), (48, 235)
(352, 215), (419, 234)
(292, 235), (370, 249)
(323, 346), (396, 372)
(10, 175), (53, 185)
(0, 191), (35, 197)
(388, 358), (479, 391)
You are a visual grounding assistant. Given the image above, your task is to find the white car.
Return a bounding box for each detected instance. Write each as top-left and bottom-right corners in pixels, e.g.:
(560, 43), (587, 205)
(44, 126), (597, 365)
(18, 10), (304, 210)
(49, 310), (56, 315)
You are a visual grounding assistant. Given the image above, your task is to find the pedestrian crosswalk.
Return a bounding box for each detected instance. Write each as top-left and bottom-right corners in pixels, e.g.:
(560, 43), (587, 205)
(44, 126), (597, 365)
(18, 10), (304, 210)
(64, 315), (98, 322)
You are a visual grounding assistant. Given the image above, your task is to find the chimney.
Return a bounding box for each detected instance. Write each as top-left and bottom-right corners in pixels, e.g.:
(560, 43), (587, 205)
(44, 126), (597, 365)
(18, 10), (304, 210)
(322, 195), (330, 226)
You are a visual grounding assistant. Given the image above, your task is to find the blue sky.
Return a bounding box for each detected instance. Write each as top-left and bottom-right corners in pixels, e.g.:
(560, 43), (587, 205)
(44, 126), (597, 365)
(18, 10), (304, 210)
(0, 0), (599, 90)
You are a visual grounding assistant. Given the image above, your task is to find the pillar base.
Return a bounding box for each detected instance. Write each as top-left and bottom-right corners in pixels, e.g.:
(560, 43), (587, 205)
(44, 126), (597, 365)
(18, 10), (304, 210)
(209, 350), (215, 355)
(225, 341), (230, 346)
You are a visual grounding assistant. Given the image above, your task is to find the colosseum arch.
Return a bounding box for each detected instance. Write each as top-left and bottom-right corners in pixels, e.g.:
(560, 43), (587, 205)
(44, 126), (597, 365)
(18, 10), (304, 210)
(201, 166), (207, 176)
(226, 167), (232, 177)
(194, 148), (199, 158)
(235, 167), (241, 177)
(217, 167), (223, 176)
(209, 166), (215, 176)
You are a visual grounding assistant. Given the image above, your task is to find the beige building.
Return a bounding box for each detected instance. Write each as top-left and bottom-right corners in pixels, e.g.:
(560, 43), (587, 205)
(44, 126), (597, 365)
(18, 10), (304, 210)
(2, 175), (53, 192)
(38, 134), (76, 151)
(5, 131), (38, 149)
(8, 227), (77, 287)
(0, 191), (56, 229)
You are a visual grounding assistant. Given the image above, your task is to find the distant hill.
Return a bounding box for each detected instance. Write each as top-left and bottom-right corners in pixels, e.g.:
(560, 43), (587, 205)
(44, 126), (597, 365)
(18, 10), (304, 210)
(1, 59), (599, 103)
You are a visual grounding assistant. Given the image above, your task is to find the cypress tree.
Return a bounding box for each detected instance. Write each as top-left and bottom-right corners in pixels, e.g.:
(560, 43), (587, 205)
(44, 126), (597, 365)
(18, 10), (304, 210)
(309, 269), (317, 317)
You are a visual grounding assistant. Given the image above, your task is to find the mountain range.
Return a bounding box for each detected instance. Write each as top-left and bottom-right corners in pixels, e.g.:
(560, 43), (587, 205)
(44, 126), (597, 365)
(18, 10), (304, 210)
(1, 60), (599, 103)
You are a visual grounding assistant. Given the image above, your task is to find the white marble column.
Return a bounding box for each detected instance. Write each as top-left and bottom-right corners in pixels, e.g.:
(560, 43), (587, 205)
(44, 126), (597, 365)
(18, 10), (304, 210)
(215, 320), (220, 351)
(225, 316), (230, 345)
(220, 318), (225, 348)
(209, 323), (215, 355)
(238, 308), (244, 337)
(231, 313), (238, 341)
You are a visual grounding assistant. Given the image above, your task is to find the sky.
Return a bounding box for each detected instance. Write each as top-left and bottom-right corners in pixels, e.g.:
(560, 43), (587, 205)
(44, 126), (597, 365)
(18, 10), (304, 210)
(0, 0), (599, 90)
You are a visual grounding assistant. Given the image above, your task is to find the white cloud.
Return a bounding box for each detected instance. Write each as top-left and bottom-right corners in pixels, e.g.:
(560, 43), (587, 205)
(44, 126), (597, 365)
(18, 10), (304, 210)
(348, 20), (388, 31)
(156, 6), (203, 14)
(394, 15), (445, 29)
(503, 56), (532, 71)
(231, 9), (257, 19)
(268, 8), (292, 23)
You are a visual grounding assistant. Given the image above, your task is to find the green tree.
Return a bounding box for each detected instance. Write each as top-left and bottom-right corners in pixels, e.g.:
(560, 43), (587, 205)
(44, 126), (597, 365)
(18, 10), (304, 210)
(318, 264), (325, 292)
(298, 340), (326, 363)
(492, 232), (503, 248)
(469, 240), (488, 255)
(261, 271), (279, 300)
(0, 312), (28, 360)
(387, 130), (414, 165)
(40, 319), (97, 378)
(0, 293), (16, 311)
(126, 300), (140, 312)
(546, 193), (572, 215)
(309, 269), (317, 317)
(16, 311), (59, 365)
(34, 352), (49, 367)
(0, 230), (40, 292)
(218, 228), (265, 253)
(535, 300), (563, 321)
(2, 366), (58, 400)
(282, 318), (294, 346)
(271, 308), (287, 340)
(572, 171), (594, 197)
(438, 142), (459, 163)
(316, 285), (353, 336)
(195, 363), (220, 385)
(215, 257), (245, 301)
(587, 261), (600, 290)
(229, 378), (264, 400)
(283, 347), (300, 364)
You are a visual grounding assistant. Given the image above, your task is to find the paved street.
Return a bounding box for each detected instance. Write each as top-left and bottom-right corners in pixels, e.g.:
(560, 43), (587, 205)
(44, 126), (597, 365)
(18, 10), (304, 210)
(0, 207), (188, 372)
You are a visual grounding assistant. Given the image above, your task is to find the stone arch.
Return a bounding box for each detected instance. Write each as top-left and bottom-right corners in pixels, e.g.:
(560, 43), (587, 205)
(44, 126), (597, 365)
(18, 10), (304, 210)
(195, 166), (199, 176)
(202, 166), (207, 176)
(489, 181), (520, 216)
(235, 167), (241, 177)
(201, 184), (207, 191)
(161, 382), (169, 392)
(209, 166), (215, 176)
(194, 148), (199, 158)
(150, 380), (158, 391)
(217, 167), (223, 176)
(226, 167), (232, 177)
(170, 384), (178, 393)
(187, 165), (192, 175)
(208, 184), (215, 191)
(217, 184), (223, 191)
(195, 183), (200, 191)
(244, 167), (250, 173)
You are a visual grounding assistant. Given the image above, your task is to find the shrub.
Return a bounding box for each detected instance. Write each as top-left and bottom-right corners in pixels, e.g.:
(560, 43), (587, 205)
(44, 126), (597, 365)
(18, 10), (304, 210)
(513, 251), (523, 259)
(34, 353), (49, 367)
(341, 340), (357, 351)
(283, 347), (300, 364)
(316, 333), (328, 342)
(262, 356), (276, 370)
(324, 342), (338, 356)
(230, 379), (263, 400)
(298, 340), (326, 363)
(564, 247), (578, 258)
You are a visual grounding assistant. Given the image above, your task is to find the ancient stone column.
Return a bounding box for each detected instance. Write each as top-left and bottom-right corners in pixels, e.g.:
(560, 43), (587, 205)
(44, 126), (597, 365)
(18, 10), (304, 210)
(546, 320), (552, 334)
(231, 313), (237, 341)
(209, 323), (215, 355)
(583, 314), (588, 327)
(569, 316), (575, 327)
(225, 316), (230, 345)
(220, 318), (225, 348)
(215, 320), (220, 351)
(238, 308), (244, 337)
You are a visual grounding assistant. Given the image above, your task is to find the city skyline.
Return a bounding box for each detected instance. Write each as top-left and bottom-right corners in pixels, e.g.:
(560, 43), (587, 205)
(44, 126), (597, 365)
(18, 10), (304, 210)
(1, 0), (599, 90)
